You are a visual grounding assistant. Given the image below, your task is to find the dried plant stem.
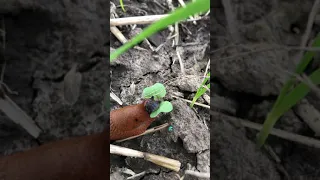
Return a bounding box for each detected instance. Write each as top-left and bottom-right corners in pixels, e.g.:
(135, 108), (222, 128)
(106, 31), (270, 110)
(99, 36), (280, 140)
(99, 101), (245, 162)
(295, 0), (320, 62)
(110, 144), (181, 172)
(185, 170), (210, 179)
(222, 0), (240, 42)
(171, 95), (210, 109)
(110, 26), (127, 44)
(115, 123), (169, 143)
(110, 91), (123, 105)
(1, 17), (6, 83)
(110, 14), (206, 26)
(176, 47), (185, 75)
(127, 171), (146, 179)
(0, 94), (41, 138)
(0, 17), (41, 138)
(211, 111), (320, 149)
(110, 26), (147, 51)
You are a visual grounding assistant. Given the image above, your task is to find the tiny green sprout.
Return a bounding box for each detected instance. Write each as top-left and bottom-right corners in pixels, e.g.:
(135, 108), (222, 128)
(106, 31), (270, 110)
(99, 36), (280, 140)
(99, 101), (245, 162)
(168, 125), (173, 132)
(142, 83), (173, 118)
(142, 83), (166, 100)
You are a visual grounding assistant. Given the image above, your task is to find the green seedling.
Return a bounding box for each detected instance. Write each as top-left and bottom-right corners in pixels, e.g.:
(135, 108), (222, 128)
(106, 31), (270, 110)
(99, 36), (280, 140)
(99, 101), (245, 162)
(110, 0), (210, 62)
(256, 33), (320, 147)
(142, 83), (173, 118)
(190, 72), (210, 107)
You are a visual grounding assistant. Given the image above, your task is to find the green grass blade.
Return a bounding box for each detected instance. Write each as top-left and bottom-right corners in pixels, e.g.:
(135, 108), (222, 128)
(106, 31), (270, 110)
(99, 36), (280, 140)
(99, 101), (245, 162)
(110, 0), (210, 62)
(190, 72), (210, 107)
(295, 33), (320, 73)
(256, 33), (320, 147)
(272, 33), (320, 110)
(120, 0), (126, 12)
(190, 83), (210, 107)
(257, 68), (320, 147)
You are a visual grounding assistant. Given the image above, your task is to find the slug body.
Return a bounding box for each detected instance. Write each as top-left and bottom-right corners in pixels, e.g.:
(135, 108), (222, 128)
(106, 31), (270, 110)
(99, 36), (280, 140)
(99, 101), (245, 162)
(0, 101), (156, 179)
(110, 101), (156, 140)
(0, 128), (109, 180)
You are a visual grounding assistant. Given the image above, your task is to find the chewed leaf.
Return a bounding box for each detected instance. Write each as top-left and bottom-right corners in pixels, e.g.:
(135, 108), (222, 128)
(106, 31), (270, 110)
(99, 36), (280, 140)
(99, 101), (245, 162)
(142, 83), (166, 100)
(150, 101), (173, 118)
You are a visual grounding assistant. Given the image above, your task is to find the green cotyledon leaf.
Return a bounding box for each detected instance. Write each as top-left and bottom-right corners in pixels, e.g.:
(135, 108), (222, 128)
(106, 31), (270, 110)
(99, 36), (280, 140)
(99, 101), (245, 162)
(150, 101), (173, 118)
(142, 83), (166, 100)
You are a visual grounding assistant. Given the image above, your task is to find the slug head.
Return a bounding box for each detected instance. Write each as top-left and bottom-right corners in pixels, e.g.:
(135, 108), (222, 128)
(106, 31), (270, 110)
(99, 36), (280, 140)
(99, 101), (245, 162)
(144, 98), (160, 114)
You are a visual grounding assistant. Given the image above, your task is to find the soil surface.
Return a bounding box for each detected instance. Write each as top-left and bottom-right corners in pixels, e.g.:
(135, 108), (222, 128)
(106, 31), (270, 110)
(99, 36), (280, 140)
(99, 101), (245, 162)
(1, 0), (320, 180)
(211, 0), (320, 180)
(110, 0), (210, 179)
(0, 1), (108, 154)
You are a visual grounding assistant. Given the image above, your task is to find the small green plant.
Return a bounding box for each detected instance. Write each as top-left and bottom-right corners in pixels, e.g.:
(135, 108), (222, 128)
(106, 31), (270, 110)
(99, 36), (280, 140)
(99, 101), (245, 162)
(190, 72), (210, 107)
(256, 33), (320, 147)
(110, 0), (210, 62)
(142, 83), (173, 118)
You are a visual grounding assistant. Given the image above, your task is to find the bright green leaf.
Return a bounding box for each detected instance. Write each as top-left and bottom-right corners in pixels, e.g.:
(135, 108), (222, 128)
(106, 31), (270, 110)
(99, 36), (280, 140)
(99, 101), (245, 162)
(190, 72), (210, 107)
(142, 83), (166, 100)
(150, 101), (173, 118)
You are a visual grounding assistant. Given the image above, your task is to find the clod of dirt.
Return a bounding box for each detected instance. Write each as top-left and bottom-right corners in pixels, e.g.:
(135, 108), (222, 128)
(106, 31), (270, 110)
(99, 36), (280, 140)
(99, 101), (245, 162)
(111, 48), (170, 79)
(110, 171), (126, 180)
(282, 145), (320, 179)
(233, 0), (273, 24)
(170, 100), (210, 153)
(179, 44), (209, 70)
(211, 94), (238, 115)
(211, 0), (316, 96)
(211, 111), (281, 180)
(175, 76), (202, 92)
(196, 150), (210, 173)
(212, 43), (292, 96)
(143, 172), (180, 180)
(248, 100), (306, 134)
(294, 99), (320, 137)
